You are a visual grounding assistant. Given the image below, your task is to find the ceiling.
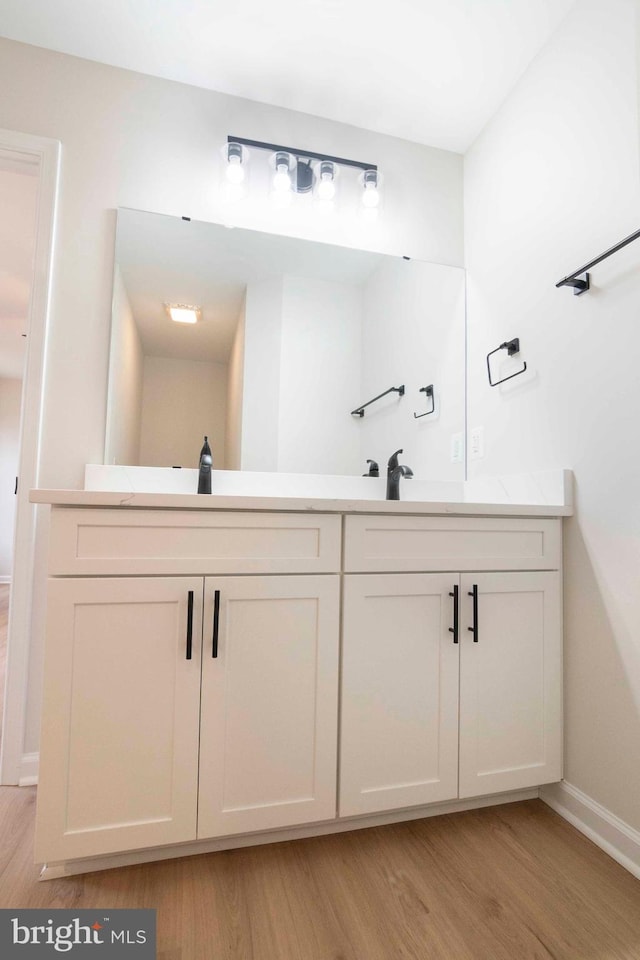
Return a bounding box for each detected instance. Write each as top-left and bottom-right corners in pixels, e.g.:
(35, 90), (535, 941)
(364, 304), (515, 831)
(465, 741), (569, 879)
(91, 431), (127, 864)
(0, 0), (574, 152)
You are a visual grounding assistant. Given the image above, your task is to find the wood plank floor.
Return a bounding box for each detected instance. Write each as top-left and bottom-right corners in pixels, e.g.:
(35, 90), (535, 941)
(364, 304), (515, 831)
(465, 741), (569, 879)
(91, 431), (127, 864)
(0, 795), (639, 959)
(1, 590), (640, 958)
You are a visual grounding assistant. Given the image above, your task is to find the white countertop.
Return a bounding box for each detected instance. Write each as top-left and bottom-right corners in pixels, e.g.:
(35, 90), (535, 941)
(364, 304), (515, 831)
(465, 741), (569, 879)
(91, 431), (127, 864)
(30, 467), (573, 516)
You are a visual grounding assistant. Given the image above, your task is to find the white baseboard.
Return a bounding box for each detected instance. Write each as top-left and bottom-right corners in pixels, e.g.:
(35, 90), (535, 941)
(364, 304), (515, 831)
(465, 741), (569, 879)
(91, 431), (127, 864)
(18, 752), (39, 786)
(0, 576), (11, 584)
(540, 781), (640, 881)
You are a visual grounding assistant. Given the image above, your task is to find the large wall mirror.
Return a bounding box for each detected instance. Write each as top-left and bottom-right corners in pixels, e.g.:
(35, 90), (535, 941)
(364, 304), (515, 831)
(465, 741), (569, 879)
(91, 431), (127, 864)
(106, 209), (466, 481)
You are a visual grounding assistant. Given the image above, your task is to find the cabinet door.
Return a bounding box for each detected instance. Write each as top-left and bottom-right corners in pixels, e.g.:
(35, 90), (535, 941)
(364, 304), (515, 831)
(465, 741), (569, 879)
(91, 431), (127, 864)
(35, 577), (203, 862)
(459, 571), (562, 798)
(340, 574), (459, 817)
(198, 575), (340, 838)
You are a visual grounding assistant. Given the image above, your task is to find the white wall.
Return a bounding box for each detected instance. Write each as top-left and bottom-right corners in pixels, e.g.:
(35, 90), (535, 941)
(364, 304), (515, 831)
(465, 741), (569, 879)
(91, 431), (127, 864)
(0, 379), (22, 580)
(104, 267), (143, 465)
(278, 275), (362, 475)
(241, 277), (283, 472)
(360, 259), (466, 481)
(465, 0), (640, 829)
(139, 355), (228, 469)
(225, 295), (246, 471)
(0, 38), (462, 759)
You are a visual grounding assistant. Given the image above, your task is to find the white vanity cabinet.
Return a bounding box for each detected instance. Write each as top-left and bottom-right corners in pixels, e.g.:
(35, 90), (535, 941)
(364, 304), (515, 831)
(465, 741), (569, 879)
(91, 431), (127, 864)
(35, 509), (341, 864)
(35, 576), (203, 861)
(197, 575), (339, 839)
(340, 516), (562, 817)
(340, 573), (460, 817)
(33, 499), (564, 873)
(457, 570), (562, 798)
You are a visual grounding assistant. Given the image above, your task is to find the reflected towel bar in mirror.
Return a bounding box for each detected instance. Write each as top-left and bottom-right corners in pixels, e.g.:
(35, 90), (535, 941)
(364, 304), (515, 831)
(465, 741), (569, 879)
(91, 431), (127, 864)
(351, 385), (405, 417)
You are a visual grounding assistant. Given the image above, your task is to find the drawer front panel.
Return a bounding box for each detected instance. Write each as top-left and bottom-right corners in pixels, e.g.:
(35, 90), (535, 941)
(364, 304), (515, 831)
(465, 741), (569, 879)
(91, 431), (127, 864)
(344, 516), (561, 572)
(50, 509), (342, 575)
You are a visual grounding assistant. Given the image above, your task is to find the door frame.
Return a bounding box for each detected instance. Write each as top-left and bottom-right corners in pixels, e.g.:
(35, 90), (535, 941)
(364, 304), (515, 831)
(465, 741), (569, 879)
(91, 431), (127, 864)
(0, 127), (60, 785)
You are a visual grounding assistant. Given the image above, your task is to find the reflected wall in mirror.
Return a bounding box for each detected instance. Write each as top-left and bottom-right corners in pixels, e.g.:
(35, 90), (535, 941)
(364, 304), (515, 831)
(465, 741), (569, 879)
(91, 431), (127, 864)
(106, 209), (466, 480)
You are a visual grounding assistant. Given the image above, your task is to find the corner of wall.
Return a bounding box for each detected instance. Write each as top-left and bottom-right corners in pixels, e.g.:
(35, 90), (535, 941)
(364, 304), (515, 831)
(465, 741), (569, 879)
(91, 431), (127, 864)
(540, 781), (640, 881)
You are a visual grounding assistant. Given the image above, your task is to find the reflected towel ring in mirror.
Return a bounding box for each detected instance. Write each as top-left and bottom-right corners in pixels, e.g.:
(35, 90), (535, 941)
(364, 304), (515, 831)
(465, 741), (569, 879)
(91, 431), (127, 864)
(414, 385), (435, 418)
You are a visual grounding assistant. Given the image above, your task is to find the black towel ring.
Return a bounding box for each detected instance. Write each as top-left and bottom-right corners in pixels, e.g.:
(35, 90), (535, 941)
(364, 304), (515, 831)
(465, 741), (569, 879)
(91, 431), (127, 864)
(414, 385), (435, 418)
(486, 338), (527, 387)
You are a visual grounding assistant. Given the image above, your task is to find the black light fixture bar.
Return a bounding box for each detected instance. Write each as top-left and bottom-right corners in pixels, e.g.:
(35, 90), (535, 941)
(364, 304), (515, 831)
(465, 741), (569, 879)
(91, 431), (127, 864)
(228, 135), (377, 172)
(556, 226), (640, 294)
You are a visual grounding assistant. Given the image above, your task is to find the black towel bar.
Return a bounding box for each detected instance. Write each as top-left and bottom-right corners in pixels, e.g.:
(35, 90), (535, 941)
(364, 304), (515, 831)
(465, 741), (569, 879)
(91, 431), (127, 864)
(556, 226), (640, 294)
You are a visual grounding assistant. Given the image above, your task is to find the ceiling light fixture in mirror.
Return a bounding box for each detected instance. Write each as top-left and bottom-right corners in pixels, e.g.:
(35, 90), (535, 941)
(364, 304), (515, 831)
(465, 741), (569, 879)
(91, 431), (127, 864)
(164, 303), (201, 325)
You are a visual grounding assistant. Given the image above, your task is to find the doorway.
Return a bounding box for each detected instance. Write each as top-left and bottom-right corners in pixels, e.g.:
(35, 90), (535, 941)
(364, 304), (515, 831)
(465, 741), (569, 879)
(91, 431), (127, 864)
(0, 129), (59, 785)
(0, 149), (39, 760)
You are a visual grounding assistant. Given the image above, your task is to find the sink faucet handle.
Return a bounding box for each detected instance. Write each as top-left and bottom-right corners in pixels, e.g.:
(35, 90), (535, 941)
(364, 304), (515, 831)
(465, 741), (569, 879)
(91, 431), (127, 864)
(387, 449), (403, 473)
(363, 459), (380, 477)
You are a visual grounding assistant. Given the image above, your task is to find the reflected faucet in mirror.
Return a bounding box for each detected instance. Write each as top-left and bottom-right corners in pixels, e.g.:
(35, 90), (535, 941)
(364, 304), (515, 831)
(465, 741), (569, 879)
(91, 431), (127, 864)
(197, 436), (212, 494)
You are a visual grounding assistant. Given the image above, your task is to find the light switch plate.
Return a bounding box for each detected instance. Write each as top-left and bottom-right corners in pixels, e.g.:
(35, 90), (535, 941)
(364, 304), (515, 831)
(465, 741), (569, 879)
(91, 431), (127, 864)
(470, 426), (484, 460)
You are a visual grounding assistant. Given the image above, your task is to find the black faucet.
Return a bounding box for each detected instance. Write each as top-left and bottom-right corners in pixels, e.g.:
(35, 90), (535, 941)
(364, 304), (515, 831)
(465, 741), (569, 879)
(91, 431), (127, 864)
(197, 436), (212, 494)
(363, 459), (380, 477)
(386, 449), (413, 500)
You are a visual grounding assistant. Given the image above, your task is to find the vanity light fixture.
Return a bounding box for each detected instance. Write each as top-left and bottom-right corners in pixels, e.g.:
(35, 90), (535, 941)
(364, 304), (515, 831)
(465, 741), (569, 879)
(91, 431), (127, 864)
(225, 136), (379, 207)
(164, 303), (201, 324)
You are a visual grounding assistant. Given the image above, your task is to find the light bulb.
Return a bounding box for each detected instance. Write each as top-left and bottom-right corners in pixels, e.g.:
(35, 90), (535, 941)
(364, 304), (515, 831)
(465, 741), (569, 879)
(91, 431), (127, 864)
(271, 151), (294, 193)
(361, 168), (381, 208)
(362, 182), (380, 208)
(226, 154), (245, 184)
(225, 142), (246, 185)
(316, 161), (336, 201)
(273, 165), (292, 192)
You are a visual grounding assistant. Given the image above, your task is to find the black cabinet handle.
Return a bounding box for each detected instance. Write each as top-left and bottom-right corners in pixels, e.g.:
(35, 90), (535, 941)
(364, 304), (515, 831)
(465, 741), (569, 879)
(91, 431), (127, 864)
(448, 585), (459, 643)
(468, 584), (479, 642)
(186, 590), (194, 660)
(212, 590), (220, 658)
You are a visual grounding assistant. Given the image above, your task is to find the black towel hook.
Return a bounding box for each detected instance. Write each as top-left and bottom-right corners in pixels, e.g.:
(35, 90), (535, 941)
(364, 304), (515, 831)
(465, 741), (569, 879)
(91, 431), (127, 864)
(486, 338), (527, 387)
(414, 385), (435, 418)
